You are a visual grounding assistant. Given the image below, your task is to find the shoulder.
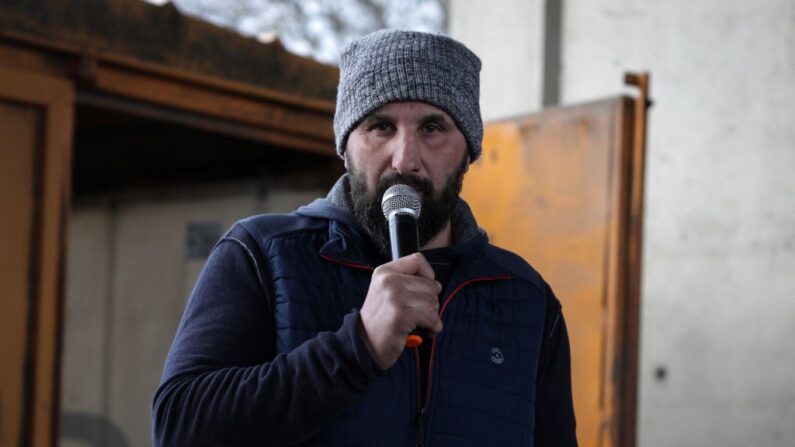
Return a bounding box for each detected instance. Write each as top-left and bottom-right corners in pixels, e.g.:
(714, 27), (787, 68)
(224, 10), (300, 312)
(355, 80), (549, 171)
(232, 197), (358, 244)
(236, 213), (328, 238)
(483, 245), (566, 326)
(214, 213), (331, 266)
(235, 212), (328, 241)
(481, 244), (548, 295)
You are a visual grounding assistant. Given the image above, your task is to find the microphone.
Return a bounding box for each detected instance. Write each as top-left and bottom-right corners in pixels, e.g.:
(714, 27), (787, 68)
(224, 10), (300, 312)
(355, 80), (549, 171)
(381, 184), (428, 348)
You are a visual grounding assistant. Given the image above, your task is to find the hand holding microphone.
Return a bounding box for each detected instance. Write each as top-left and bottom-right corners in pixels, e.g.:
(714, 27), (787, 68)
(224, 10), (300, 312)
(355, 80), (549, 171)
(382, 185), (434, 348)
(358, 184), (443, 370)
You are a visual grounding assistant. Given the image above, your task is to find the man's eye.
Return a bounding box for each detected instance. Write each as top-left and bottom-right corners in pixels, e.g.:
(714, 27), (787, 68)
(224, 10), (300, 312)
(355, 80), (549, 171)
(369, 122), (393, 132)
(423, 123), (443, 133)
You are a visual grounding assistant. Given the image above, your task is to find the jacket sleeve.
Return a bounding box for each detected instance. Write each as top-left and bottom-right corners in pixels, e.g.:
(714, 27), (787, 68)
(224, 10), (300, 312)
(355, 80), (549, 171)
(533, 283), (578, 447)
(152, 226), (383, 446)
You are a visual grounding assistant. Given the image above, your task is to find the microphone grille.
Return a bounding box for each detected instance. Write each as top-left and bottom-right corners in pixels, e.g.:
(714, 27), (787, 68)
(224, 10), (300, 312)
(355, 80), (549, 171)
(381, 184), (422, 219)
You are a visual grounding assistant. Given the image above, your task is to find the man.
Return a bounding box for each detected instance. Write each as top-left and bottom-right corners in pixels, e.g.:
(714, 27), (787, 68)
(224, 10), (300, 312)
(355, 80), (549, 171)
(153, 29), (577, 446)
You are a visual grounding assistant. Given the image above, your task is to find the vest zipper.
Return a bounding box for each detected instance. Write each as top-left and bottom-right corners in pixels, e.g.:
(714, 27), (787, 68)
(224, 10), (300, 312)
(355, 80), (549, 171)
(414, 348), (424, 447)
(415, 407), (426, 447)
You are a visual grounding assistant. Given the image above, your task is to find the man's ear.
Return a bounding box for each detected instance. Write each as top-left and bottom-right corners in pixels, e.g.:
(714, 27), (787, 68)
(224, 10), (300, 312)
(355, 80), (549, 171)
(343, 152), (349, 170)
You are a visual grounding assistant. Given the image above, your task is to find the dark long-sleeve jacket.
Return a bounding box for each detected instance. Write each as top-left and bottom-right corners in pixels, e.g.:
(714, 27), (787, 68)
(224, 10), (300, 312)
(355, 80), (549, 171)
(153, 194), (576, 446)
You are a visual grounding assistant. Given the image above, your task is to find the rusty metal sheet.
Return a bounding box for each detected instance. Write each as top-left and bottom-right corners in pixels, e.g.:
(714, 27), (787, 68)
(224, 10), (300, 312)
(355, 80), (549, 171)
(0, 36), (336, 157)
(0, 0), (339, 101)
(462, 97), (640, 447)
(0, 0), (340, 157)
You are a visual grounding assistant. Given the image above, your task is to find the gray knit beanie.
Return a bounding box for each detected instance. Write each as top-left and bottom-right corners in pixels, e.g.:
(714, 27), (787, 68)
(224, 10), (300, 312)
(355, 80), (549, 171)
(334, 29), (483, 162)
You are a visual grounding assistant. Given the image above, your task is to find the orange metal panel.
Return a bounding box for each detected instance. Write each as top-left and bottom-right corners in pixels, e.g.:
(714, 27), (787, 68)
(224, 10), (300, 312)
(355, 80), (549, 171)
(0, 66), (74, 446)
(462, 95), (642, 447)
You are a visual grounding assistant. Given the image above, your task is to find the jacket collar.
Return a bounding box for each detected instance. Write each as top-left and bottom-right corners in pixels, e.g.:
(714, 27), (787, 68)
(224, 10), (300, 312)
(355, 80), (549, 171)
(310, 175), (508, 277)
(322, 174), (483, 245)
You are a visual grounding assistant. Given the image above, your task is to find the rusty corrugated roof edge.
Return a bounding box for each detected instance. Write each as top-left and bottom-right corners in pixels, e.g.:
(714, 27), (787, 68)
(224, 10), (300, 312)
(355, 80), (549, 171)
(0, 0), (339, 103)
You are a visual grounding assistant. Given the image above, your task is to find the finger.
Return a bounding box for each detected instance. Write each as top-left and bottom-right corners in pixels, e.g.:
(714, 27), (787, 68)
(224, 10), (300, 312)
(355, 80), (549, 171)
(399, 293), (441, 321)
(395, 297), (437, 327)
(397, 275), (443, 298)
(377, 270), (438, 297)
(387, 253), (435, 280)
(414, 311), (443, 336)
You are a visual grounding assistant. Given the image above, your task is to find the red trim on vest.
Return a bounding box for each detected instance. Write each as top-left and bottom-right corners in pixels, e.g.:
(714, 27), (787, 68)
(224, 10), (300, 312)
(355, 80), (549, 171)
(319, 254), (375, 271)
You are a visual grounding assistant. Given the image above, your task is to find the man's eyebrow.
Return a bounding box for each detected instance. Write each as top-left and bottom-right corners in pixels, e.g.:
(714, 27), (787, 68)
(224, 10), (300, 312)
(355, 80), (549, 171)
(359, 111), (453, 125)
(419, 113), (453, 124)
(361, 113), (394, 124)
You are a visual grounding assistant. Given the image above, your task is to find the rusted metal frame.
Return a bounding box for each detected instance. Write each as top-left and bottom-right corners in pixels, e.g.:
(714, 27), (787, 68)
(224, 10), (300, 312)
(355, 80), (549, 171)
(596, 97), (633, 447)
(50, 95), (74, 447)
(0, 66), (75, 447)
(596, 81), (648, 447)
(601, 96), (636, 447)
(618, 72), (651, 447)
(89, 59), (335, 143)
(76, 90), (333, 155)
(36, 73), (73, 447)
(20, 99), (46, 447)
(0, 30), (337, 156)
(0, 29), (335, 112)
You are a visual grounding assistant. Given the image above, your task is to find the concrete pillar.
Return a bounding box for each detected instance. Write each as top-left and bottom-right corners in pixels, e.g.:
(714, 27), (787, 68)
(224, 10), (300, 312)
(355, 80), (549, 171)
(448, 0), (546, 121)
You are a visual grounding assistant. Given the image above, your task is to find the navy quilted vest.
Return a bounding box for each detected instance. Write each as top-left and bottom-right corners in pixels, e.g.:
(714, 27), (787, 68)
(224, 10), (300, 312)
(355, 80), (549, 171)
(240, 202), (548, 446)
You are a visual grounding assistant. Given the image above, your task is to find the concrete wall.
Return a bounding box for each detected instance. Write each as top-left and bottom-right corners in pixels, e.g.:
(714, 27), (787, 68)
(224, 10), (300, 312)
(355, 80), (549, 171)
(449, 0), (545, 120)
(61, 181), (325, 447)
(449, 0), (795, 446)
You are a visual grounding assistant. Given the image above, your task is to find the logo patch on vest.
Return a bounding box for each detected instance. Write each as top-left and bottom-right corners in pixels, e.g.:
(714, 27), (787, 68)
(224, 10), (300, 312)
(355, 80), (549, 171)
(490, 347), (504, 365)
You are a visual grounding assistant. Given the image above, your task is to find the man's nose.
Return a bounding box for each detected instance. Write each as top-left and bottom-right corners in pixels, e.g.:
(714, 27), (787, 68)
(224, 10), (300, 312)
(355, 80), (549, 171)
(390, 129), (421, 174)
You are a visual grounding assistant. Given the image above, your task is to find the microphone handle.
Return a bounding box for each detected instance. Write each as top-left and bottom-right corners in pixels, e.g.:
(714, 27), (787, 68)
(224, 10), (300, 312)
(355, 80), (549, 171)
(389, 213), (419, 259)
(388, 214), (430, 348)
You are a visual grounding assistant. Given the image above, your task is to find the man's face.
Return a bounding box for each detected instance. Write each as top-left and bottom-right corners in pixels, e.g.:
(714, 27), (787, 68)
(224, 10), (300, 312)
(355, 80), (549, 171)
(345, 101), (469, 256)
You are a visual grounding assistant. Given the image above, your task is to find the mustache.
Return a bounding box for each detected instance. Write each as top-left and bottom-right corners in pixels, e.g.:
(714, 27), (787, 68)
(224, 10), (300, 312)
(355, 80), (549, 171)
(371, 173), (434, 201)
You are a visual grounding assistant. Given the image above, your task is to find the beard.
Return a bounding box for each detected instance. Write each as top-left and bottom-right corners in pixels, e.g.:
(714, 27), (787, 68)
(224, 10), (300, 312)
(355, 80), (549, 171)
(348, 157), (468, 259)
